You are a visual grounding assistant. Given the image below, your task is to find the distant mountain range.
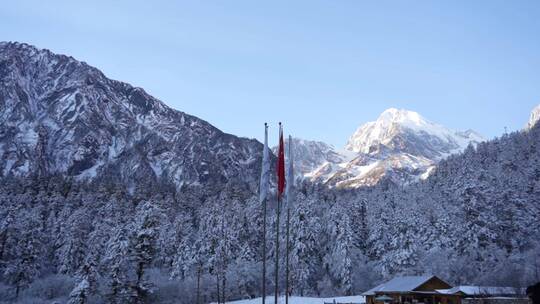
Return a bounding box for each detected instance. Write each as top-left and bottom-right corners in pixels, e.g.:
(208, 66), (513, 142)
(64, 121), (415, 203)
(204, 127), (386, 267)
(276, 108), (485, 188)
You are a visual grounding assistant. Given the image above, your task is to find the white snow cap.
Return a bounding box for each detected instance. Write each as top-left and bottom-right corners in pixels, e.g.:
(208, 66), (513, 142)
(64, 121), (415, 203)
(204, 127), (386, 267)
(345, 108), (483, 153)
(527, 104), (540, 129)
(346, 108), (434, 153)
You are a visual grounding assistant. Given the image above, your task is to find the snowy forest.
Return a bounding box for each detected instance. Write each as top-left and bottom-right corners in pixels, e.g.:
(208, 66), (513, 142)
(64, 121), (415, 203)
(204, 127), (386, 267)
(1, 121), (539, 303)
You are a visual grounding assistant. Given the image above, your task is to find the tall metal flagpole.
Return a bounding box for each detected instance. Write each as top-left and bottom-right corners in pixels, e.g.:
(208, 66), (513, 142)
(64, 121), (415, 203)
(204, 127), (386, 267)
(275, 123), (285, 304)
(262, 190), (267, 304)
(260, 123), (269, 304)
(285, 206), (290, 304)
(274, 190), (281, 304)
(285, 135), (293, 304)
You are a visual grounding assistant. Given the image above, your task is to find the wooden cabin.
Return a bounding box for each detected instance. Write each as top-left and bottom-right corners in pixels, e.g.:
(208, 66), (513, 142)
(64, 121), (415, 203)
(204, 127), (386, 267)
(363, 275), (461, 304)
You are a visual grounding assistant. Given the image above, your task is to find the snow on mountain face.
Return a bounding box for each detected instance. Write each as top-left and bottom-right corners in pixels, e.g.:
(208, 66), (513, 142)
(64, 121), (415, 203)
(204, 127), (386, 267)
(527, 104), (540, 129)
(272, 137), (348, 176)
(0, 42), (264, 191)
(295, 108), (484, 188)
(345, 108), (482, 158)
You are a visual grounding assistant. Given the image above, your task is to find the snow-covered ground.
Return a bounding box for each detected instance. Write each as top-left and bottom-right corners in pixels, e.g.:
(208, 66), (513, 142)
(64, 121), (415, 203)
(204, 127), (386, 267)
(222, 295), (365, 304)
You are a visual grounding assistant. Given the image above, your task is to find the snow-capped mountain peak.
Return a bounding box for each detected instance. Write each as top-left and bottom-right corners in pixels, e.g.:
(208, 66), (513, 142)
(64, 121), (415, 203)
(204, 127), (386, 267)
(527, 104), (540, 129)
(292, 108), (485, 188)
(346, 108), (435, 153)
(345, 108), (482, 159)
(375, 108), (427, 128)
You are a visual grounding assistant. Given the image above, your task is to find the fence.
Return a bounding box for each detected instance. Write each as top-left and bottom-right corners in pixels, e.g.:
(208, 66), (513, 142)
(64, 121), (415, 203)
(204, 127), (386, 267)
(462, 298), (530, 304)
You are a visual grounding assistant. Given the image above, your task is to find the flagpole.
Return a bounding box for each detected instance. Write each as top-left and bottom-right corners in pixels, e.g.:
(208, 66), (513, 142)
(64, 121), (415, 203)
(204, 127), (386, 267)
(261, 123), (268, 304)
(275, 122), (285, 304)
(275, 191), (281, 304)
(285, 135), (293, 304)
(285, 205), (290, 304)
(262, 194), (267, 304)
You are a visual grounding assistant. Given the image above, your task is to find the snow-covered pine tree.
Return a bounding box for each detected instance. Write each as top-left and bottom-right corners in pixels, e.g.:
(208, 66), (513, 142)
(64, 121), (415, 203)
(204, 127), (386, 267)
(104, 224), (136, 304)
(325, 205), (354, 295)
(55, 208), (93, 274)
(290, 193), (321, 296)
(67, 278), (90, 304)
(131, 201), (165, 301)
(2, 207), (45, 299)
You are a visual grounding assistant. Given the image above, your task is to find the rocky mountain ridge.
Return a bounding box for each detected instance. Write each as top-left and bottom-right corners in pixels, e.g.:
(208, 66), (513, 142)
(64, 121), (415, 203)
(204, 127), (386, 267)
(0, 41), (265, 192)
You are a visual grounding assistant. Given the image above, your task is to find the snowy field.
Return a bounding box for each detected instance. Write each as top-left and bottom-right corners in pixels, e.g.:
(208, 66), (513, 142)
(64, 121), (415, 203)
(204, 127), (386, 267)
(221, 295), (366, 304)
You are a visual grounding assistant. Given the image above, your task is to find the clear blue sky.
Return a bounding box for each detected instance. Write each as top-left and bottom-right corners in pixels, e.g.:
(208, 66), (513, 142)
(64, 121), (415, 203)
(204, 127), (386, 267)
(2, 1), (539, 147)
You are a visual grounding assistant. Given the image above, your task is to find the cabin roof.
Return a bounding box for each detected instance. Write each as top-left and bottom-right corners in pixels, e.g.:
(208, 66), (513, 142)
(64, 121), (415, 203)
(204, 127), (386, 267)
(362, 275), (436, 296)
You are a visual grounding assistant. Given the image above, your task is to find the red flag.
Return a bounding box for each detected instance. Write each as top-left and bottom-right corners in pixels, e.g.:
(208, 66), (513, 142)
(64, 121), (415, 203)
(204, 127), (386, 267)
(277, 123), (286, 199)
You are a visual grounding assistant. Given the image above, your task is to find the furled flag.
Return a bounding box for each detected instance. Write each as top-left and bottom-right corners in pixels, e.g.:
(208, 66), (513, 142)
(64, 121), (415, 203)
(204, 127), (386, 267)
(259, 123), (270, 204)
(277, 123), (286, 199)
(286, 135), (294, 206)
